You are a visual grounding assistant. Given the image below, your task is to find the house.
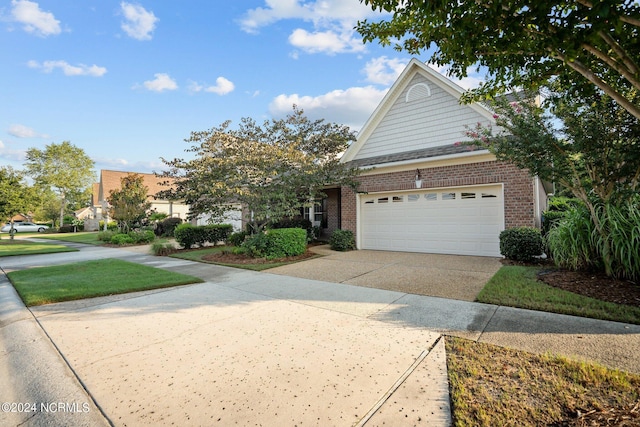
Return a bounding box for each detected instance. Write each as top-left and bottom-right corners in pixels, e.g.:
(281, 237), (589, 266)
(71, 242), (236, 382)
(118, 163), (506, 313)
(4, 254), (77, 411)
(92, 170), (243, 231)
(317, 59), (549, 257)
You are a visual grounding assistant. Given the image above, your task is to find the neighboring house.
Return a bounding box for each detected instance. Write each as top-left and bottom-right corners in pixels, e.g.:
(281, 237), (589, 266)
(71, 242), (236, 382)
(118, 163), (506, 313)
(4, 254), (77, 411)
(93, 170), (243, 231)
(316, 59), (550, 257)
(94, 170), (190, 222)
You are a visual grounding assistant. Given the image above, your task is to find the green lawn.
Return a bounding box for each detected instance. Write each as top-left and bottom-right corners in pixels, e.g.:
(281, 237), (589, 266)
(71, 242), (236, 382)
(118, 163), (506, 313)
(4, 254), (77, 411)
(0, 240), (78, 257)
(8, 258), (204, 306)
(36, 231), (105, 245)
(477, 265), (640, 324)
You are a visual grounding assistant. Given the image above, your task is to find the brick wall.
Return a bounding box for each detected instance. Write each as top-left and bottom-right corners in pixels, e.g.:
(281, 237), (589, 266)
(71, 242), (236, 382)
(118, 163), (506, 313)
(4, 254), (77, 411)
(340, 160), (536, 236)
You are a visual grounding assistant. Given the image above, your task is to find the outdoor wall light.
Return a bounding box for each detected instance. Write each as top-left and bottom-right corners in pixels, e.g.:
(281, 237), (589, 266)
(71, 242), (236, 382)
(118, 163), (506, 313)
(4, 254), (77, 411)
(415, 169), (422, 188)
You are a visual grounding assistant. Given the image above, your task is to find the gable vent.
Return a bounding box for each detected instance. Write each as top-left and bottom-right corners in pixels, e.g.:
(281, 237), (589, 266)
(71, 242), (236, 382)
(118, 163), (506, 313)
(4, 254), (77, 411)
(405, 83), (431, 103)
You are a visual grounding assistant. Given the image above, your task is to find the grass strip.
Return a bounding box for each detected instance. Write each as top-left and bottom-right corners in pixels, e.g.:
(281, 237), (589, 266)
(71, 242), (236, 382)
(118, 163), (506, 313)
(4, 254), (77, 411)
(36, 232), (106, 245)
(477, 265), (640, 324)
(8, 258), (203, 306)
(0, 240), (78, 257)
(446, 336), (640, 426)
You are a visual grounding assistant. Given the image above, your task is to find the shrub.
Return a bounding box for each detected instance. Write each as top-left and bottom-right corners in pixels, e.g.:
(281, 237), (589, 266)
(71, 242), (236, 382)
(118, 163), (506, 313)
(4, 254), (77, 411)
(329, 229), (356, 251)
(110, 233), (135, 245)
(97, 230), (116, 242)
(128, 230), (155, 244)
(242, 232), (269, 258)
(174, 223), (198, 249)
(228, 231), (248, 247)
(152, 241), (176, 256)
(155, 217), (182, 237)
(58, 225), (76, 233)
(203, 224), (233, 246)
(264, 228), (307, 258)
(268, 218), (313, 241)
(99, 220), (118, 231)
(499, 227), (543, 262)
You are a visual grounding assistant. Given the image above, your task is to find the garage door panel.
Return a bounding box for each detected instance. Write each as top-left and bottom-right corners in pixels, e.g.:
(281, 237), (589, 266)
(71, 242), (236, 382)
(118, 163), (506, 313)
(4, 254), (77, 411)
(360, 185), (504, 257)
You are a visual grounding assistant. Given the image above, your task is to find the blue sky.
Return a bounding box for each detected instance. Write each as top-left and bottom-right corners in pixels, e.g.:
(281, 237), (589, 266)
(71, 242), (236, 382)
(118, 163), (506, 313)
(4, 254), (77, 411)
(1, 0), (484, 176)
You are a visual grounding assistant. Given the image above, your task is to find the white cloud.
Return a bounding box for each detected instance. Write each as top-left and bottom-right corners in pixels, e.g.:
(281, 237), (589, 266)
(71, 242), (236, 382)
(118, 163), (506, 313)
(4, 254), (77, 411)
(189, 77), (235, 95)
(288, 28), (365, 55)
(10, 0), (61, 37)
(429, 64), (485, 90)
(239, 0), (381, 34)
(0, 139), (27, 164)
(7, 124), (49, 138)
(363, 56), (408, 85)
(120, 2), (158, 41)
(141, 73), (178, 92)
(269, 85), (388, 131)
(27, 60), (107, 77)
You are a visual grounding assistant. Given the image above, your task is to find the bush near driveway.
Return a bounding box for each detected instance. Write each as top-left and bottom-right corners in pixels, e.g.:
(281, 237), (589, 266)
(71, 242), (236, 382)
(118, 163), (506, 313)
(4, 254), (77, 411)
(499, 227), (543, 262)
(242, 228), (307, 259)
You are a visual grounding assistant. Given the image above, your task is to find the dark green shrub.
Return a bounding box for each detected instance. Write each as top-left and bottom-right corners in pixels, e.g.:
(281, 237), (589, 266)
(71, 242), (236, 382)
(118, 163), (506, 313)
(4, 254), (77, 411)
(110, 233), (135, 245)
(242, 232), (270, 257)
(58, 225), (75, 233)
(499, 227), (543, 262)
(128, 230), (155, 244)
(268, 218), (313, 241)
(97, 230), (116, 242)
(174, 223), (198, 249)
(263, 228), (307, 258)
(203, 224), (234, 246)
(228, 231), (248, 247)
(155, 217), (182, 237)
(329, 229), (356, 251)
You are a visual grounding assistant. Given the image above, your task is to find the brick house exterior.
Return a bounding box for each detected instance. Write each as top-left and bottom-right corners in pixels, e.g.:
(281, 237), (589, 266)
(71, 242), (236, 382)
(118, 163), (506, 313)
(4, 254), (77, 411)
(326, 59), (549, 257)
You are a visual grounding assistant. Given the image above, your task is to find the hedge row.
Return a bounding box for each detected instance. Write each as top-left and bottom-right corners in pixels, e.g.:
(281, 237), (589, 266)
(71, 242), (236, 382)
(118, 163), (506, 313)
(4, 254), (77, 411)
(174, 223), (234, 249)
(242, 228), (307, 259)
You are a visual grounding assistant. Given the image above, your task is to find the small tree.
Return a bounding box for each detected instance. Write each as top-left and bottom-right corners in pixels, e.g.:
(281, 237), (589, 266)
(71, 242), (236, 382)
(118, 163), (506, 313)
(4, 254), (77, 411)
(465, 89), (640, 277)
(158, 106), (360, 233)
(24, 141), (95, 226)
(107, 173), (151, 233)
(0, 167), (38, 239)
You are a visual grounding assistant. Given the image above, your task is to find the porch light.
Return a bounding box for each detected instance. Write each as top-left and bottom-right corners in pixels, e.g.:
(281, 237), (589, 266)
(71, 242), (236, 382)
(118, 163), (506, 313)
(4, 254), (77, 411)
(415, 169), (422, 188)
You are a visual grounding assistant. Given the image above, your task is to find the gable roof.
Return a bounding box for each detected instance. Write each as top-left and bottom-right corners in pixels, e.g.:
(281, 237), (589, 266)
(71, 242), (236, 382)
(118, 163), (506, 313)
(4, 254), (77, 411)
(96, 170), (175, 203)
(341, 58), (496, 166)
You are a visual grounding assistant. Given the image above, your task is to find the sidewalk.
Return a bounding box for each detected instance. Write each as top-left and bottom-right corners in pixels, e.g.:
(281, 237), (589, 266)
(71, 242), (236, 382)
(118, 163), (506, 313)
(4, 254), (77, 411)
(1, 244), (639, 426)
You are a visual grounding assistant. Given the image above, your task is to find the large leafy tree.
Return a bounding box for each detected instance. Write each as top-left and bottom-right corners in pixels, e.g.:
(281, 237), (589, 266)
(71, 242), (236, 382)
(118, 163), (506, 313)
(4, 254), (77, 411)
(0, 167), (39, 238)
(158, 107), (360, 233)
(107, 173), (152, 233)
(24, 141), (95, 227)
(357, 0), (640, 120)
(465, 89), (640, 276)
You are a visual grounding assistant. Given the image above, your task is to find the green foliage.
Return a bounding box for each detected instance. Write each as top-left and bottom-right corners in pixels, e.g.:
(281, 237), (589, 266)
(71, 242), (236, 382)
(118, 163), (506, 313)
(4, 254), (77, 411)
(107, 173), (152, 233)
(155, 217), (182, 237)
(268, 217), (313, 241)
(329, 229), (356, 251)
(152, 241), (176, 256)
(110, 233), (135, 245)
(58, 225), (76, 233)
(158, 106), (360, 232)
(129, 230), (155, 244)
(97, 230), (116, 242)
(24, 141), (95, 226)
(174, 223), (232, 249)
(542, 197), (582, 237)
(499, 227), (543, 262)
(99, 220), (118, 231)
(228, 230), (248, 247)
(547, 201), (640, 281)
(0, 166), (38, 225)
(242, 228), (307, 259)
(356, 0), (640, 120)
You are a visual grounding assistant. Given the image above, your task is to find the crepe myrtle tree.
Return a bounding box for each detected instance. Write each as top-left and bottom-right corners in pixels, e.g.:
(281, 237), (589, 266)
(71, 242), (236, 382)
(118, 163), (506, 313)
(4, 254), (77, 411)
(157, 106), (360, 233)
(107, 173), (152, 233)
(463, 87), (640, 276)
(357, 0), (640, 120)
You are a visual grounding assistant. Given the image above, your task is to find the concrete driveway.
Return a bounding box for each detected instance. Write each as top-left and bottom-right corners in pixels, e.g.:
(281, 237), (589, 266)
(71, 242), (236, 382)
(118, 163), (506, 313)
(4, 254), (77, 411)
(267, 246), (503, 302)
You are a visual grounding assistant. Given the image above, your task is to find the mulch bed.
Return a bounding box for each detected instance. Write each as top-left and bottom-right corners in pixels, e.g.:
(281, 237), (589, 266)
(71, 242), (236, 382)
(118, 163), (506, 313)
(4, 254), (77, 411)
(201, 250), (317, 265)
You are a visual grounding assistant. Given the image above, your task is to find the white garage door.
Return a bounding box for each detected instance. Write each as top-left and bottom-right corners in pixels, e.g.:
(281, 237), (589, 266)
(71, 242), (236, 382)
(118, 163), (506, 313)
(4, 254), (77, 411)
(359, 185), (504, 257)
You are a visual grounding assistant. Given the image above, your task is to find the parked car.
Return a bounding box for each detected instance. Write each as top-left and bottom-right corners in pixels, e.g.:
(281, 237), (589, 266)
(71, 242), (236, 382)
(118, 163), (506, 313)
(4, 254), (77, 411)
(1, 222), (49, 233)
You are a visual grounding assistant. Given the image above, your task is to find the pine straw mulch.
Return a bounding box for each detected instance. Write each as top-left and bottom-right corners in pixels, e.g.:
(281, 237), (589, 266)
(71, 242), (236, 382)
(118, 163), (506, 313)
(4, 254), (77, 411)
(201, 249), (318, 265)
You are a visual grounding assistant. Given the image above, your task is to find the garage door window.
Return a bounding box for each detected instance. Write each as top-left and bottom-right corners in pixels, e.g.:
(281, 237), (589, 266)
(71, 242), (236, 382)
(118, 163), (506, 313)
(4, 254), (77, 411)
(482, 193), (497, 198)
(442, 192), (456, 200)
(461, 192), (476, 199)
(378, 197), (389, 203)
(408, 194), (419, 202)
(392, 196), (403, 203)
(425, 193), (437, 201)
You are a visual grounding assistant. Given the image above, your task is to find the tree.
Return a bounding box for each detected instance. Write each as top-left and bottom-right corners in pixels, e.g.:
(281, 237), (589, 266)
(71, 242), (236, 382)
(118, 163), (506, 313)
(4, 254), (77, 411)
(464, 89), (640, 276)
(357, 0), (640, 120)
(0, 167), (39, 239)
(24, 141), (95, 227)
(158, 106), (360, 233)
(107, 173), (152, 233)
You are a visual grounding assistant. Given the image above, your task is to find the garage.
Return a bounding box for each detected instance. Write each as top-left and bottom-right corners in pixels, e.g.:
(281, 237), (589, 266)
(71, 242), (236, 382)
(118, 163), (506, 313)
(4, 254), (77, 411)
(359, 185), (504, 257)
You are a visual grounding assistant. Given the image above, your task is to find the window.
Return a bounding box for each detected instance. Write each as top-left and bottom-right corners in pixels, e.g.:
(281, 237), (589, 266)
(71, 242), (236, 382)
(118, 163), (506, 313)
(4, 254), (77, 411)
(364, 199), (374, 204)
(377, 197), (389, 203)
(442, 192), (456, 200)
(406, 83), (431, 102)
(408, 194), (420, 202)
(461, 192), (476, 199)
(425, 193), (437, 201)
(392, 196), (403, 203)
(481, 193), (497, 198)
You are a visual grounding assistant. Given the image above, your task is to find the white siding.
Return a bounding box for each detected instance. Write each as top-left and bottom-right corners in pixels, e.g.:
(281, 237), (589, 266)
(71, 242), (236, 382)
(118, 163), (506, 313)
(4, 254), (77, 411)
(354, 74), (492, 160)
